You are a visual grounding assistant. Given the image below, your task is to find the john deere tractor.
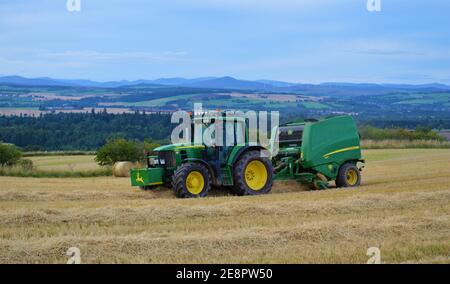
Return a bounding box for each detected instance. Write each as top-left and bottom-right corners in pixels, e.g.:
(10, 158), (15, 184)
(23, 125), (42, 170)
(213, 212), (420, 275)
(130, 112), (364, 198)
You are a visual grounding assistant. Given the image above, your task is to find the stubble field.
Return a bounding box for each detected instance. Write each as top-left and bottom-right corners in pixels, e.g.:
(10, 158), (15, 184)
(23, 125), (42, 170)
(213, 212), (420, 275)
(0, 149), (449, 263)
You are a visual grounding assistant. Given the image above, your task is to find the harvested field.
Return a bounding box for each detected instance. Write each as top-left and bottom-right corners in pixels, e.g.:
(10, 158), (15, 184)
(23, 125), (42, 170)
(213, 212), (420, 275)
(0, 149), (449, 263)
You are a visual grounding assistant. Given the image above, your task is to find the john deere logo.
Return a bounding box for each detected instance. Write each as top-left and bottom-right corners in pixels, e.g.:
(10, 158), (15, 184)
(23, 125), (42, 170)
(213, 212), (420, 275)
(136, 172), (144, 184)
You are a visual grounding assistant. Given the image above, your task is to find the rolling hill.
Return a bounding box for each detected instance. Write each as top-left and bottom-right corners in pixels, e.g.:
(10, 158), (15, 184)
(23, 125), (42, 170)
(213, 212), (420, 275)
(2, 75), (450, 95)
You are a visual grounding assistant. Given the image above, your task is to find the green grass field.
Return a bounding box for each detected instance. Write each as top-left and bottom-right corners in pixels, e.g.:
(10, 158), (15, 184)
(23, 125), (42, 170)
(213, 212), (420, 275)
(0, 149), (449, 263)
(301, 102), (330, 109)
(29, 155), (100, 172)
(390, 92), (450, 105)
(0, 155), (110, 178)
(126, 94), (199, 107)
(205, 98), (289, 109)
(126, 93), (332, 110)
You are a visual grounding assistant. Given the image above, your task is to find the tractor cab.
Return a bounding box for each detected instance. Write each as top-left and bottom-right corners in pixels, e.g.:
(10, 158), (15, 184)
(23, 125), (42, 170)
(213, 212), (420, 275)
(192, 114), (247, 147)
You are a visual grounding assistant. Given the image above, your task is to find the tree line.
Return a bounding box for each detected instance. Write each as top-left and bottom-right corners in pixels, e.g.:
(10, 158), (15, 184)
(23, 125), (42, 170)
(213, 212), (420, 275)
(359, 125), (445, 141)
(0, 112), (172, 151)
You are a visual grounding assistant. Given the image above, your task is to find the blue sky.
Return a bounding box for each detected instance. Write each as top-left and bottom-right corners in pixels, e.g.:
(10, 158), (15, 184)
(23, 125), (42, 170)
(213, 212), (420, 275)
(0, 0), (449, 83)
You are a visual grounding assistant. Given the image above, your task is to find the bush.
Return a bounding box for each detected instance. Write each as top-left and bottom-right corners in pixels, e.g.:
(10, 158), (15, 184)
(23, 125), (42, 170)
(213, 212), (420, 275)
(0, 143), (22, 166)
(18, 159), (34, 171)
(95, 138), (144, 166)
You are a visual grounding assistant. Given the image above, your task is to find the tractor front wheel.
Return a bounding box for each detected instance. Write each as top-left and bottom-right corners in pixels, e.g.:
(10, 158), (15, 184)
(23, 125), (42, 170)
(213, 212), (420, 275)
(172, 163), (211, 198)
(335, 163), (361, 188)
(233, 150), (273, 196)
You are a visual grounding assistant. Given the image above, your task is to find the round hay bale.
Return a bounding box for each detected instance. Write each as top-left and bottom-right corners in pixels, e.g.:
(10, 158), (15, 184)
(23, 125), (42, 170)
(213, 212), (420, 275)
(112, 161), (135, 177)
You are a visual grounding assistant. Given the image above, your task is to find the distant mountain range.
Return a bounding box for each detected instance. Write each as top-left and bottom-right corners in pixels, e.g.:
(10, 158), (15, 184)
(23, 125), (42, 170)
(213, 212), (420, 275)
(1, 75), (450, 95)
(0, 75), (289, 90)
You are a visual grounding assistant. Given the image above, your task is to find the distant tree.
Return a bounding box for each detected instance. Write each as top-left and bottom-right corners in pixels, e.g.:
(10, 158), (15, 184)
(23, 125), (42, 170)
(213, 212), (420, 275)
(359, 125), (445, 141)
(143, 139), (160, 155)
(23, 145), (42, 152)
(0, 143), (22, 166)
(95, 138), (143, 166)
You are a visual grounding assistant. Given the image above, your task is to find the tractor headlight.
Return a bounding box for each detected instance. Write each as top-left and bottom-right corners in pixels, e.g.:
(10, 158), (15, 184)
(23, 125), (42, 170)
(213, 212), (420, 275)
(157, 151), (175, 167)
(148, 158), (157, 166)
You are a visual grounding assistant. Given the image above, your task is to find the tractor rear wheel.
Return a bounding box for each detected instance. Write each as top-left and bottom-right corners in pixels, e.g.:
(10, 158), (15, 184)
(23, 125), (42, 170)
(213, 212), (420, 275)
(172, 163), (211, 198)
(233, 150), (273, 196)
(335, 163), (361, 188)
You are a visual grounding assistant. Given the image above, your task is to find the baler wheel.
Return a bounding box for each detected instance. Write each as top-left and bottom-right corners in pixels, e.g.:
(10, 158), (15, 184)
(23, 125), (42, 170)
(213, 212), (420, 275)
(172, 163), (211, 198)
(233, 150), (273, 196)
(336, 163), (361, 188)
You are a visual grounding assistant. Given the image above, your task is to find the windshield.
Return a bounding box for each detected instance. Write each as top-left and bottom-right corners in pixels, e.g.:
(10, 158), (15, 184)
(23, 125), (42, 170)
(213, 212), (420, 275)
(191, 118), (246, 146)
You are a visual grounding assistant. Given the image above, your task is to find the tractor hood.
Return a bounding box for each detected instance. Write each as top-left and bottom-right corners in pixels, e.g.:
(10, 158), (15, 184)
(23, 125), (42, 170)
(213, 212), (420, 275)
(154, 143), (205, 152)
(154, 144), (179, 152)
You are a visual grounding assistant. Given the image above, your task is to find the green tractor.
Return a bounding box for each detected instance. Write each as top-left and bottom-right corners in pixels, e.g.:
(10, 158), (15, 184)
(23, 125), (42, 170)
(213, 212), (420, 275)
(130, 112), (364, 198)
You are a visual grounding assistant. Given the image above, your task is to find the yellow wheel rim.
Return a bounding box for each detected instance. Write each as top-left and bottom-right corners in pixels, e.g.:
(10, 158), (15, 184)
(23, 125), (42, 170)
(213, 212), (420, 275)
(244, 160), (268, 191)
(346, 169), (358, 185)
(186, 171), (205, 195)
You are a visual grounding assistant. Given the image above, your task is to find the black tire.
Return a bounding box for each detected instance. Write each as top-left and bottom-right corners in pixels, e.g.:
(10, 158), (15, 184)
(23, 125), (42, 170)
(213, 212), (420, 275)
(172, 163), (211, 198)
(335, 162), (361, 188)
(233, 150), (274, 196)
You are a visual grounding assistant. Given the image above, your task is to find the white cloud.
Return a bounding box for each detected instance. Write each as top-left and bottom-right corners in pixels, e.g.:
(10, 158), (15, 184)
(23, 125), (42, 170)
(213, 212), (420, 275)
(340, 39), (424, 56)
(337, 38), (450, 60)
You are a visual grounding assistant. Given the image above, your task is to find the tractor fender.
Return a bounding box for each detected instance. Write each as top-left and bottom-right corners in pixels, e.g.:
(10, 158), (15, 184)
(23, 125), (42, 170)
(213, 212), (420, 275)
(182, 158), (218, 186)
(227, 145), (268, 167)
